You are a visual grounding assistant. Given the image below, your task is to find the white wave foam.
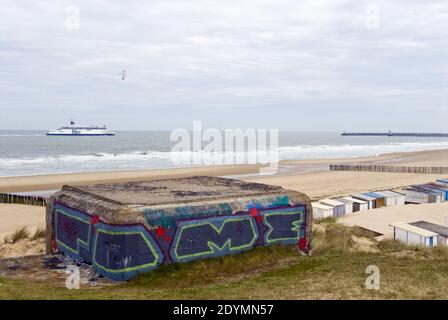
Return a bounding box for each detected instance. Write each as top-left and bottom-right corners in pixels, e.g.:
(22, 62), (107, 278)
(1, 141), (448, 176)
(277, 141), (448, 159)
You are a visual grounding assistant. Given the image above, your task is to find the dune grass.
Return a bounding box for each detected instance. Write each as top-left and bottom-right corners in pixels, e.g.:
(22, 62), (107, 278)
(2, 226), (45, 244)
(3, 227), (30, 244)
(30, 227), (45, 241)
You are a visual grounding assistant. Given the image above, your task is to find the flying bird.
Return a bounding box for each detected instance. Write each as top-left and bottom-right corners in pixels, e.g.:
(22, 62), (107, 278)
(121, 69), (127, 80)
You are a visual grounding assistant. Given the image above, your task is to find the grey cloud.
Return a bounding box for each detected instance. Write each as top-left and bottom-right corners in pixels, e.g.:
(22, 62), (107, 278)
(0, 0), (446, 130)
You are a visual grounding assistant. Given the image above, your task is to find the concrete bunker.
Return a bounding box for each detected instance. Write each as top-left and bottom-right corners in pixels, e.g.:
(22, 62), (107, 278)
(46, 176), (312, 280)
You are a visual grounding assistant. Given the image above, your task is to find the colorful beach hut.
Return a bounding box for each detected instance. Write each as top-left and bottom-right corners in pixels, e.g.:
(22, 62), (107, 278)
(362, 192), (386, 208)
(375, 190), (406, 206)
(351, 193), (376, 210)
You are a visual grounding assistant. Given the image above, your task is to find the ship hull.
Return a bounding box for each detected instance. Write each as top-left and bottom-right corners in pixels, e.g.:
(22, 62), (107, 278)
(46, 133), (115, 136)
(47, 129), (115, 136)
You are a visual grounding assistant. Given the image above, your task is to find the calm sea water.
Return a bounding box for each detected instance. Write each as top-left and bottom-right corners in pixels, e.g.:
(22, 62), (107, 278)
(1, 130), (448, 177)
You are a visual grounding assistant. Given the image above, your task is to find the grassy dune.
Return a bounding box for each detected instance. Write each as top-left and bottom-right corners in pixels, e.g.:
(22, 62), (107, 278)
(1, 221), (448, 299)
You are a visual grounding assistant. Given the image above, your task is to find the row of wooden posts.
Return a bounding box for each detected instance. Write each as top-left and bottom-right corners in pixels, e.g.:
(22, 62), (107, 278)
(0, 193), (48, 207)
(330, 164), (448, 175)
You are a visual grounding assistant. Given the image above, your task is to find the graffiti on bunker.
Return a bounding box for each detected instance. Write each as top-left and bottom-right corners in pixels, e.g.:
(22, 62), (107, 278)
(53, 202), (307, 280)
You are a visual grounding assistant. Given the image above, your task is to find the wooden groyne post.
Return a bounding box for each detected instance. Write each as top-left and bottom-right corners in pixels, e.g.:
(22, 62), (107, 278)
(0, 193), (48, 206)
(330, 164), (448, 175)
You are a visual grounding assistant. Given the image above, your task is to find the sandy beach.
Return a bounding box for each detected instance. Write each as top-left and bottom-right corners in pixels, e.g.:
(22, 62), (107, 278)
(0, 204), (45, 240)
(1, 148), (448, 243)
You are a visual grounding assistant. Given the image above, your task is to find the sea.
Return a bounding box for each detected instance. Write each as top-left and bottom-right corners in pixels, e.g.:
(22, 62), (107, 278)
(1, 130), (448, 177)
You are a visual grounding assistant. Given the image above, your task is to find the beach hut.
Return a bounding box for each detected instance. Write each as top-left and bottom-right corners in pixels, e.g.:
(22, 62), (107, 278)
(390, 222), (438, 247)
(46, 176), (312, 280)
(341, 197), (369, 212)
(319, 199), (346, 217)
(436, 179), (448, 187)
(351, 193), (376, 210)
(374, 191), (395, 206)
(335, 197), (354, 214)
(390, 190), (406, 206)
(312, 202), (334, 220)
(410, 185), (445, 202)
(362, 192), (386, 208)
(409, 221), (448, 246)
(418, 183), (448, 201)
(375, 190), (405, 206)
(401, 187), (442, 204)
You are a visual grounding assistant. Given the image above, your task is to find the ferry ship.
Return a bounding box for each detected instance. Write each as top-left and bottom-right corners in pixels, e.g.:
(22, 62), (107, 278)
(47, 121), (115, 136)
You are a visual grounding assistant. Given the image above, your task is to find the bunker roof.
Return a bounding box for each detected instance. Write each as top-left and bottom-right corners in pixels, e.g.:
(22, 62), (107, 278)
(60, 176), (291, 206)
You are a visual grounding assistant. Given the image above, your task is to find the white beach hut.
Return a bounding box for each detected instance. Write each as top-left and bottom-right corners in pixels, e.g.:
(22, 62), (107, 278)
(375, 190), (405, 206)
(375, 191), (396, 206)
(335, 197), (354, 214)
(401, 188), (443, 204)
(319, 199), (346, 217)
(342, 197), (369, 212)
(390, 222), (438, 247)
(311, 202), (334, 220)
(409, 221), (448, 246)
(390, 191), (406, 206)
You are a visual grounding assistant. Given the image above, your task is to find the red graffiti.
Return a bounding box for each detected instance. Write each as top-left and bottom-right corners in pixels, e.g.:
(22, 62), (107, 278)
(298, 237), (307, 251)
(91, 215), (100, 225)
(249, 207), (263, 222)
(249, 207), (258, 217)
(155, 225), (166, 238)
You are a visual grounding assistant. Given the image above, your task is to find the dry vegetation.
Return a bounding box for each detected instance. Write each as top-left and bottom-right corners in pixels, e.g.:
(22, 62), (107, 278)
(2, 226), (46, 245)
(1, 221), (448, 299)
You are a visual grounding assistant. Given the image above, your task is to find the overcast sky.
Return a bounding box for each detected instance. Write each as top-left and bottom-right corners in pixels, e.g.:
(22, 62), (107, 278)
(0, 0), (447, 131)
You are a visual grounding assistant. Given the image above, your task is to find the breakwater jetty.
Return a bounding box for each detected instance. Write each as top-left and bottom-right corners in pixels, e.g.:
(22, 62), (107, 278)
(341, 131), (448, 137)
